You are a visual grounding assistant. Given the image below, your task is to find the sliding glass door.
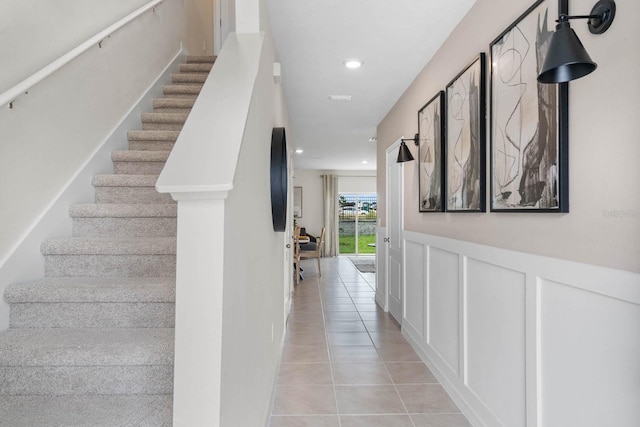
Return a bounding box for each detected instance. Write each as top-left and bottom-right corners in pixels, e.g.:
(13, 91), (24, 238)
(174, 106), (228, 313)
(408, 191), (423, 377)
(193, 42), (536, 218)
(338, 193), (377, 255)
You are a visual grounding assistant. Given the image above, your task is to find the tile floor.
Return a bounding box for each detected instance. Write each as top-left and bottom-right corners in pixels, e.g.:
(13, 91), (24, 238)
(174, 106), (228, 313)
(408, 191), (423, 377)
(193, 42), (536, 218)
(270, 256), (471, 427)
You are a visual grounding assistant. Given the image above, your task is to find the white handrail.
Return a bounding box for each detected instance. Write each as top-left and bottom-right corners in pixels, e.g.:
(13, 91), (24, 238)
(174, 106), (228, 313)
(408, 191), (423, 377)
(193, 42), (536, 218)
(0, 0), (164, 109)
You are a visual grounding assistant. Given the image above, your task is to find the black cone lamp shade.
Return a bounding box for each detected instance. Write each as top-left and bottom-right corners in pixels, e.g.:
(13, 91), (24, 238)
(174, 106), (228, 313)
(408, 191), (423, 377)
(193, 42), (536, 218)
(538, 21), (597, 83)
(537, 0), (616, 84)
(396, 141), (415, 163)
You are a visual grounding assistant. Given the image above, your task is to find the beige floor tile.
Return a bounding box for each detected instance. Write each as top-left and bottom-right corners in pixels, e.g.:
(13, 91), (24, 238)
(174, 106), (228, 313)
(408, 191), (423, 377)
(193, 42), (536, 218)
(332, 362), (392, 385)
(385, 362), (438, 384)
(286, 332), (327, 346)
(396, 384), (460, 413)
(363, 319), (401, 332)
(282, 344), (329, 363)
(270, 415), (340, 427)
(323, 303), (357, 312)
(323, 312), (362, 321)
(329, 345), (381, 362)
(278, 363), (333, 385)
(324, 320), (367, 332)
(340, 415), (414, 427)
(358, 311), (392, 321)
(376, 342), (422, 362)
(335, 385), (406, 415)
(327, 332), (373, 346)
(289, 311), (325, 323)
(272, 385), (337, 415)
(369, 331), (409, 347)
(355, 303), (379, 312)
(287, 322), (326, 335)
(410, 413), (472, 427)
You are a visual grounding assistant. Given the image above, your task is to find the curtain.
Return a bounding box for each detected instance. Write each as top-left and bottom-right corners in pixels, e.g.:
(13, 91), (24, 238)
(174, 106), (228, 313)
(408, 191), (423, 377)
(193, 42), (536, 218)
(322, 174), (339, 257)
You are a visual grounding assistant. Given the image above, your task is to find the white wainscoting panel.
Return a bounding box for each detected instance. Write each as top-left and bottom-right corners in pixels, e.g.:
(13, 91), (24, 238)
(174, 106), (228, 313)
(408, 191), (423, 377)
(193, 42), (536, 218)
(404, 240), (425, 338)
(428, 247), (460, 376)
(465, 259), (526, 427)
(539, 278), (640, 427)
(401, 231), (640, 427)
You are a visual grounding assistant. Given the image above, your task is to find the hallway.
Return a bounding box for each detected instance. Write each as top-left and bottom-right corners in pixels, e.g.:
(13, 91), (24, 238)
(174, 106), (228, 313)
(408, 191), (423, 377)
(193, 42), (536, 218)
(270, 257), (471, 426)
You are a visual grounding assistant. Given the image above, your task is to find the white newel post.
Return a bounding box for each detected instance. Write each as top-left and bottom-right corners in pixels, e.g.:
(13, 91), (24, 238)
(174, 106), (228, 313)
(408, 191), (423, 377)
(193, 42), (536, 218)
(170, 192), (227, 426)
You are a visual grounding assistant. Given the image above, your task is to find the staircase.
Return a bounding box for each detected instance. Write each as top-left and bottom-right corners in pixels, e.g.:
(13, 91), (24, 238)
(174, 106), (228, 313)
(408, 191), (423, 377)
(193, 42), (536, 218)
(0, 55), (215, 425)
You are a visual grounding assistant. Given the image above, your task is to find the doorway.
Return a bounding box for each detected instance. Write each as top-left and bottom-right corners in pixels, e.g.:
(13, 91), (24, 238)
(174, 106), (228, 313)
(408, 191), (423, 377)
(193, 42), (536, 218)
(338, 193), (377, 255)
(386, 141), (404, 324)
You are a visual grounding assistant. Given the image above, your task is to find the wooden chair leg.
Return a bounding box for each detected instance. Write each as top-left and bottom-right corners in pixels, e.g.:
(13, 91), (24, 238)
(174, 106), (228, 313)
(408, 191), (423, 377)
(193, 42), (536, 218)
(317, 256), (321, 277)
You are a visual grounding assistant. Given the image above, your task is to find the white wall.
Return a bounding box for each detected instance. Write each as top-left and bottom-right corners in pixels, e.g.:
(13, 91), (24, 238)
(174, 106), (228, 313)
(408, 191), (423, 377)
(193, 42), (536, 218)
(377, 0), (640, 274)
(401, 231), (640, 427)
(0, 0), (150, 93)
(219, 16), (290, 427)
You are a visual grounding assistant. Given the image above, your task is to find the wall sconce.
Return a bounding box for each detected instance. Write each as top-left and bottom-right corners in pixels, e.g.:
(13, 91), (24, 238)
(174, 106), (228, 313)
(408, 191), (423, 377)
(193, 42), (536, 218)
(397, 134), (419, 163)
(538, 0), (616, 84)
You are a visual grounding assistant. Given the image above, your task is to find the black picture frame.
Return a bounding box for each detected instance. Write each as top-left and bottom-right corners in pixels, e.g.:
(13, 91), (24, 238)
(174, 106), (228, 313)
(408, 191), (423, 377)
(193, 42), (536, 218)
(418, 91), (446, 212)
(445, 53), (486, 212)
(489, 0), (569, 212)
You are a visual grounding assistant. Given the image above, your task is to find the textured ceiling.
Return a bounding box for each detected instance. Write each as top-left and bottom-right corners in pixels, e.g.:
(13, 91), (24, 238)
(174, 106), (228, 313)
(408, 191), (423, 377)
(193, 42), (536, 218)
(266, 0), (477, 170)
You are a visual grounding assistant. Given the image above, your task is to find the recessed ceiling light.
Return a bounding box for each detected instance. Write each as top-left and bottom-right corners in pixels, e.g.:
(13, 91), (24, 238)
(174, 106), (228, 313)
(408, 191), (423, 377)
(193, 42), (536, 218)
(295, 149), (304, 154)
(369, 137), (377, 142)
(328, 95), (352, 101)
(362, 160), (368, 164)
(345, 59), (362, 69)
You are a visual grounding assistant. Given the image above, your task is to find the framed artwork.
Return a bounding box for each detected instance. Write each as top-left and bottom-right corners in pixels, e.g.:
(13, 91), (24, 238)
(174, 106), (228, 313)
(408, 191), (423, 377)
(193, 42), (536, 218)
(445, 53), (486, 212)
(418, 91), (446, 212)
(293, 186), (303, 218)
(490, 0), (569, 212)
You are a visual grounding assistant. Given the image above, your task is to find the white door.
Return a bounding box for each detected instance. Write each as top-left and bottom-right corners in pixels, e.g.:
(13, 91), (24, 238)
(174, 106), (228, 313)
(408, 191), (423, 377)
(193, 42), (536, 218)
(386, 141), (404, 324)
(214, 0), (231, 55)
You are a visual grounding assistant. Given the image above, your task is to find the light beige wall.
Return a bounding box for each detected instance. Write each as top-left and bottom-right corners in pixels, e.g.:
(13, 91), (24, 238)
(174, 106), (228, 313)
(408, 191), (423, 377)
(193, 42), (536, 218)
(377, 0), (640, 273)
(184, 0), (214, 55)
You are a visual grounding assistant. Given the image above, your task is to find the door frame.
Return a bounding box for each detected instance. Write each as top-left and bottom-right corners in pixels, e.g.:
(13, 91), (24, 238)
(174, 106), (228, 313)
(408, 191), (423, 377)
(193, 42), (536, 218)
(384, 139), (405, 323)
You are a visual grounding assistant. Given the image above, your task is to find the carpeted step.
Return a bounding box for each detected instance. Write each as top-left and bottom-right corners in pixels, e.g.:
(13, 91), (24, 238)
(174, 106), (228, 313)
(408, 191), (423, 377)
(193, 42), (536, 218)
(70, 203), (177, 237)
(5, 277), (175, 328)
(186, 55), (216, 64)
(93, 174), (174, 204)
(0, 395), (172, 426)
(171, 73), (208, 84)
(112, 150), (171, 175)
(42, 237), (176, 277)
(153, 98), (196, 113)
(180, 62), (213, 73)
(127, 130), (179, 151)
(162, 84), (202, 99)
(0, 328), (173, 395)
(141, 112), (189, 131)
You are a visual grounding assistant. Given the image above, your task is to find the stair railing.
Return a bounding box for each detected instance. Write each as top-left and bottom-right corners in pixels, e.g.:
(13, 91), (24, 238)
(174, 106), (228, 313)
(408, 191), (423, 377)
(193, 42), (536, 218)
(0, 0), (164, 109)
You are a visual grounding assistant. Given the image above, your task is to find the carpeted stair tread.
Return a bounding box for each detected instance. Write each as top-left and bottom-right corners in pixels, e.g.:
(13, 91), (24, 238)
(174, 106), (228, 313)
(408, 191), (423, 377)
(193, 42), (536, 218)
(0, 395), (172, 426)
(180, 62), (213, 73)
(127, 130), (179, 141)
(141, 112), (188, 124)
(171, 73), (208, 84)
(93, 174), (159, 187)
(111, 150), (170, 163)
(0, 328), (173, 366)
(186, 55), (216, 63)
(69, 204), (176, 218)
(162, 84), (202, 97)
(5, 277), (175, 303)
(153, 98), (195, 110)
(41, 237), (176, 255)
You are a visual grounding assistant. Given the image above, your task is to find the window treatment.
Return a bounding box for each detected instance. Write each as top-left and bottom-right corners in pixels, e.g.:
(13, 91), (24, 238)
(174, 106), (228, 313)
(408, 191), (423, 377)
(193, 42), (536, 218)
(322, 174), (339, 257)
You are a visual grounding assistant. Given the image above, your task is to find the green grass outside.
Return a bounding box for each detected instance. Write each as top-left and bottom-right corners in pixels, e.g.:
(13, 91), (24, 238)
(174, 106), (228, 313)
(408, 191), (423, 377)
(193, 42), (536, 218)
(339, 234), (376, 254)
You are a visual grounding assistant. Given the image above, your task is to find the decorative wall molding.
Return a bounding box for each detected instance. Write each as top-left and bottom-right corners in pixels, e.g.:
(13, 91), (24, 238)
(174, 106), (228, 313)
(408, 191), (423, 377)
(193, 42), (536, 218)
(401, 230), (640, 427)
